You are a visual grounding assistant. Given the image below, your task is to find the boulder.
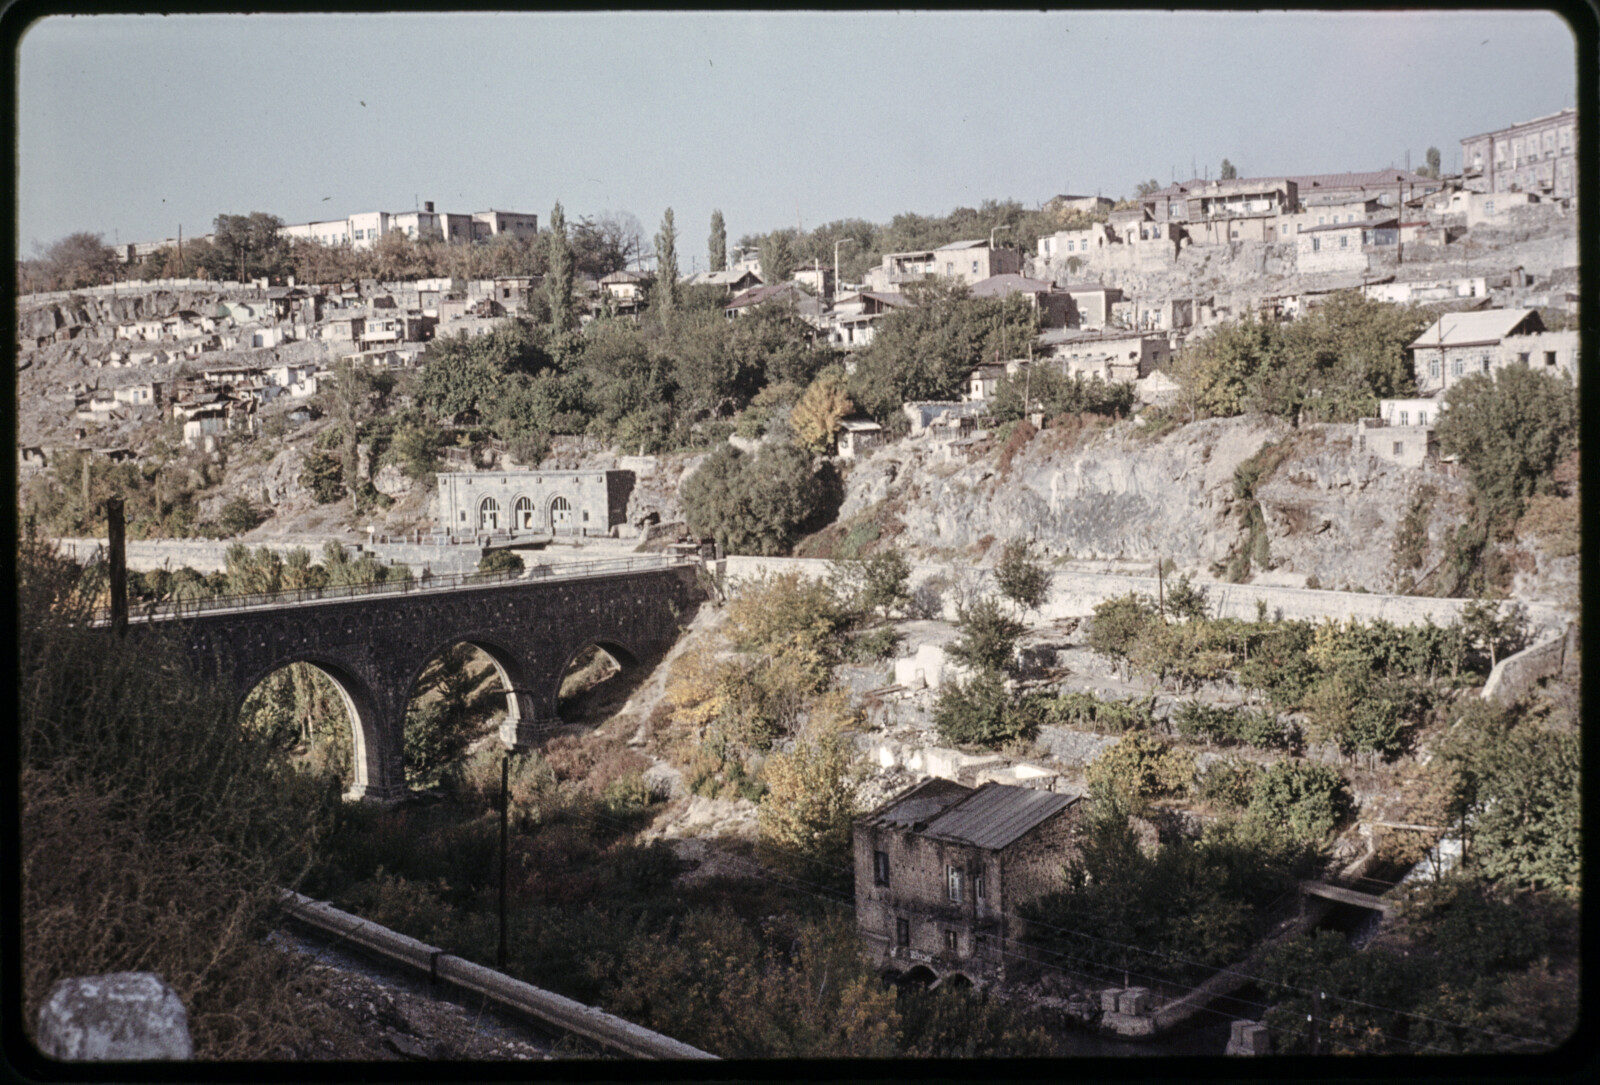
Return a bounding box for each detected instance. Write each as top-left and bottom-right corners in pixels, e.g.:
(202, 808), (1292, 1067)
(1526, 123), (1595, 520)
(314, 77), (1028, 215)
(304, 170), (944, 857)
(35, 972), (192, 1061)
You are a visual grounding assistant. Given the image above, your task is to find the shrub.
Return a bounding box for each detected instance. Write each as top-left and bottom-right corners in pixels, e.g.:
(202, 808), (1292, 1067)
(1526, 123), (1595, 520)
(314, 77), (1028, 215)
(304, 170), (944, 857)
(1086, 734), (1196, 804)
(946, 596), (1026, 675)
(933, 671), (1033, 749)
(1031, 689), (1152, 733)
(478, 548), (525, 575)
(1197, 759), (1259, 809)
(1087, 592), (1158, 678)
(299, 448), (346, 504)
(994, 537), (1051, 613)
(1246, 760), (1352, 844)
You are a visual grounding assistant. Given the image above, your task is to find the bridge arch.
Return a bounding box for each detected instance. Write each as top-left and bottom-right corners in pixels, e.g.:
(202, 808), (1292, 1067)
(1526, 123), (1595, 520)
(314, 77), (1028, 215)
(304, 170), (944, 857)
(404, 632), (535, 733)
(552, 638), (639, 720)
(236, 654), (390, 801)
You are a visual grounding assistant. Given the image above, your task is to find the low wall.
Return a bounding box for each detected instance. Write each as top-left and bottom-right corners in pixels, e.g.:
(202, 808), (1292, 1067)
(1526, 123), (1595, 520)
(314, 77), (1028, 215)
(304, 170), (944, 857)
(52, 535), (486, 576)
(278, 891), (715, 1060)
(721, 555), (1561, 635)
(1480, 627), (1573, 703)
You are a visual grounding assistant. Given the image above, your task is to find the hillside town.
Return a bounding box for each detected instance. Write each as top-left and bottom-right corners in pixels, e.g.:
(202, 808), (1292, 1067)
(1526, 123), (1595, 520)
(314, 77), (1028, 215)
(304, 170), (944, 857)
(18, 93), (1581, 1063)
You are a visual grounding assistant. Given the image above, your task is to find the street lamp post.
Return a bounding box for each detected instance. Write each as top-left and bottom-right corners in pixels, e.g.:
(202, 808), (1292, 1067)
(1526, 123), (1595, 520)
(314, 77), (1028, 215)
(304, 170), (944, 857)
(990, 224), (1010, 251)
(833, 238), (854, 302)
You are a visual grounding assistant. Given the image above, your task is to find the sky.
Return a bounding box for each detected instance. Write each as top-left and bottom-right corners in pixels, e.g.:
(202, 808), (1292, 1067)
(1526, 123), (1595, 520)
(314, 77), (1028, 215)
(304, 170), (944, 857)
(15, 10), (1581, 264)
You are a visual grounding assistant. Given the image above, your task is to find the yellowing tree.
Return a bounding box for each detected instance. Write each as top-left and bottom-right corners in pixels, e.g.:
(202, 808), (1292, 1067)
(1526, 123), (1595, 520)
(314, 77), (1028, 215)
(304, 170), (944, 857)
(758, 709), (859, 886)
(788, 370), (854, 453)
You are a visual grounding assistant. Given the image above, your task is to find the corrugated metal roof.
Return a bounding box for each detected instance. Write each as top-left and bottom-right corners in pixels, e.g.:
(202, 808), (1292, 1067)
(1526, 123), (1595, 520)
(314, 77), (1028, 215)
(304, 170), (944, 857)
(936, 239), (987, 251)
(920, 782), (1079, 851)
(867, 778), (973, 829)
(1409, 308), (1538, 349)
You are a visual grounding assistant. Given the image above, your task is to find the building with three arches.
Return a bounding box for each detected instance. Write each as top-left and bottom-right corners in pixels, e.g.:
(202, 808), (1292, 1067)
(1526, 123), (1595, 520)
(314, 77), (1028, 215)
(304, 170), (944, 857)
(435, 469), (633, 538)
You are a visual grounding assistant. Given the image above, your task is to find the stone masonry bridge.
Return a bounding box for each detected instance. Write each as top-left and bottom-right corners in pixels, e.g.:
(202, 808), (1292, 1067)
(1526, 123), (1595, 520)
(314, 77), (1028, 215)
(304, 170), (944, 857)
(128, 559), (704, 801)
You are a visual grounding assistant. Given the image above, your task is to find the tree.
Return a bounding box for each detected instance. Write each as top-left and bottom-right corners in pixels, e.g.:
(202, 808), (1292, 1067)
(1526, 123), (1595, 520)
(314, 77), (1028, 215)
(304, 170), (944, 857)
(211, 212), (289, 282)
(546, 201), (575, 333)
(1088, 593), (1159, 680)
(478, 549), (524, 575)
(946, 596), (1026, 676)
(1087, 734), (1196, 805)
(788, 370), (854, 452)
(1134, 179), (1162, 197)
(570, 211), (645, 278)
(828, 548), (912, 622)
(1171, 316), (1282, 418)
(31, 232), (116, 291)
(299, 449), (345, 504)
(218, 496), (264, 537)
(1423, 146), (1442, 179)
(1245, 760), (1352, 844)
(993, 538), (1051, 614)
(934, 670), (1032, 749)
(759, 230), (796, 285)
(653, 208), (680, 312)
(1435, 366), (1579, 528)
(708, 210), (727, 273)
(757, 726), (858, 886)
(681, 441), (824, 556)
(1220, 159), (1238, 180)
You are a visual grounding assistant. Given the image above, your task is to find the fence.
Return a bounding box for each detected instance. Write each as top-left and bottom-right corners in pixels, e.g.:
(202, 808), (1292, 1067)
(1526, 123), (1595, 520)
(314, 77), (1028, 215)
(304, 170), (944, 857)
(96, 553), (694, 625)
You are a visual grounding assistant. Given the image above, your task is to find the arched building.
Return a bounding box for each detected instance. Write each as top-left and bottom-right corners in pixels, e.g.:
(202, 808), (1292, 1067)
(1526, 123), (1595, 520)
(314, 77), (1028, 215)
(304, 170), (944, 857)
(436, 469), (634, 538)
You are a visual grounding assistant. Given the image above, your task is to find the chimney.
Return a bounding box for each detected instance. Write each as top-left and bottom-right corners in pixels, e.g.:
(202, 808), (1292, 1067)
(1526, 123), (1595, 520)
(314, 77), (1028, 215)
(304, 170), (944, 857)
(424, 201), (435, 213)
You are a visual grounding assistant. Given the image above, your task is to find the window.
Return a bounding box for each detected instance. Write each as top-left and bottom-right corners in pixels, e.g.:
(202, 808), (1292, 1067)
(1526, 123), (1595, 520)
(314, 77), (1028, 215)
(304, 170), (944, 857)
(947, 866), (963, 903)
(1481, 354), (1491, 373)
(974, 870), (985, 901)
(1518, 352), (1530, 366)
(1339, 236), (1348, 248)
(1451, 358), (1464, 378)
(1317, 216), (1325, 225)
(1484, 200), (1495, 215)
(1429, 358), (1441, 379)
(874, 851), (890, 887)
(1418, 411), (1429, 426)
(971, 261), (980, 275)
(1393, 442), (1404, 456)
(946, 262), (954, 275)
(1546, 351), (1558, 367)
(1312, 238), (1321, 252)
(896, 918), (909, 948)
(944, 930), (959, 953)
(1281, 223), (1289, 234)
(1398, 411), (1409, 426)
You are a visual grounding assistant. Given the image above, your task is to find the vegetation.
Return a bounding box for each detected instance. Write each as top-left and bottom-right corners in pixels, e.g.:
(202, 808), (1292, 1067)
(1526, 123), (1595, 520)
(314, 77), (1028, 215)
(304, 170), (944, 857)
(993, 537), (1051, 614)
(20, 532), (337, 1057)
(681, 439), (829, 555)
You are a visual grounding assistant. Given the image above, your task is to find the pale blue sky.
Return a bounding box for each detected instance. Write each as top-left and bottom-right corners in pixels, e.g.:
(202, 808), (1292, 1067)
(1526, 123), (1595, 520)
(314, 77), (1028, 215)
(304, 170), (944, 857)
(16, 10), (1580, 261)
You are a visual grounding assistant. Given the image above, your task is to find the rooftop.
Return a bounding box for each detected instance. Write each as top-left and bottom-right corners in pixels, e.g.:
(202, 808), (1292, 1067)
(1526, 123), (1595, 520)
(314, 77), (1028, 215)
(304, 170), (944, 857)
(968, 273), (1056, 298)
(920, 782), (1081, 851)
(1409, 308), (1540, 349)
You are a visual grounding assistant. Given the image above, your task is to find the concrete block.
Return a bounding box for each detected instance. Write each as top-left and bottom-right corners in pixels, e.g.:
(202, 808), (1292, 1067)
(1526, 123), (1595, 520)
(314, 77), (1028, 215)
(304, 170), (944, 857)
(1225, 1020), (1271, 1055)
(1099, 988), (1124, 1013)
(1117, 987), (1150, 1015)
(35, 972), (193, 1061)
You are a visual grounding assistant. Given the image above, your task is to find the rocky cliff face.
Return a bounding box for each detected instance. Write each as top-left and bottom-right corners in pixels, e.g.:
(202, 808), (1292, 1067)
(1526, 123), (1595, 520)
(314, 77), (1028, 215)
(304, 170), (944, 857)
(834, 416), (1471, 593)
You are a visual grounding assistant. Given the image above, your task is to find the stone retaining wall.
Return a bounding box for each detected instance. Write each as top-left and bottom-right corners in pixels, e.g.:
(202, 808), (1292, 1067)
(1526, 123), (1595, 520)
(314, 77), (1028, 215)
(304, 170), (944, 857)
(1480, 625), (1575, 703)
(721, 555), (1563, 636)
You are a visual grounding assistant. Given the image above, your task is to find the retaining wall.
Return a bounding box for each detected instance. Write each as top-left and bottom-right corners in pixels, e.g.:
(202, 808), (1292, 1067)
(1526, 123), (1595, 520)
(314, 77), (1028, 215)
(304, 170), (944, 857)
(278, 891), (715, 1059)
(1480, 626), (1574, 703)
(721, 556), (1563, 635)
(53, 536), (485, 576)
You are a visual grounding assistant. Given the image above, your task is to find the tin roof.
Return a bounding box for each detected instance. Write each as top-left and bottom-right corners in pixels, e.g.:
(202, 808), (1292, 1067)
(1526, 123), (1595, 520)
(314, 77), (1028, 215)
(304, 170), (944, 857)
(921, 782), (1080, 851)
(866, 778), (973, 830)
(1409, 309), (1540, 350)
(936, 239), (988, 251)
(969, 273), (1055, 297)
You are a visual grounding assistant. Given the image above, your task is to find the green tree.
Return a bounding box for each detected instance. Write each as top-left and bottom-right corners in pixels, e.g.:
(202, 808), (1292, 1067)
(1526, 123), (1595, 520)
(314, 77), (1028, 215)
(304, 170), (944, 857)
(933, 670), (1032, 749)
(299, 449), (345, 504)
(1424, 146), (1442, 178)
(1087, 592), (1159, 679)
(681, 441), (824, 556)
(828, 548), (912, 622)
(1087, 733), (1196, 805)
(1134, 179), (1162, 197)
(1245, 760), (1352, 844)
(994, 537), (1051, 614)
(211, 212), (289, 282)
(218, 496), (264, 536)
(760, 230), (796, 285)
(546, 200), (575, 334)
(946, 596), (1026, 676)
(1435, 366), (1579, 528)
(1171, 316), (1282, 418)
(1220, 159), (1238, 180)
(653, 207), (680, 312)
(757, 727), (858, 887)
(708, 209), (727, 273)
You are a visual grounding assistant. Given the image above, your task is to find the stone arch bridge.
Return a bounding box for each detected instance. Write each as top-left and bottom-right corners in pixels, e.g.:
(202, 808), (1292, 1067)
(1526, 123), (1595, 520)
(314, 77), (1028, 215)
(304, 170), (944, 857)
(133, 561), (703, 801)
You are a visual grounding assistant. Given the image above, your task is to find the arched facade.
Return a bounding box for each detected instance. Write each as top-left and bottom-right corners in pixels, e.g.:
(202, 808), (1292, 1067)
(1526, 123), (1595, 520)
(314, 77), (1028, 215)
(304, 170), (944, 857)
(478, 495), (501, 531)
(435, 470), (633, 538)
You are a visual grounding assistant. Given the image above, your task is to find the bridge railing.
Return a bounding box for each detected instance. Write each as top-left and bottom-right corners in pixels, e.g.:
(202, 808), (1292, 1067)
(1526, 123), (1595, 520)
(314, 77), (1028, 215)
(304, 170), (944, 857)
(96, 553), (697, 625)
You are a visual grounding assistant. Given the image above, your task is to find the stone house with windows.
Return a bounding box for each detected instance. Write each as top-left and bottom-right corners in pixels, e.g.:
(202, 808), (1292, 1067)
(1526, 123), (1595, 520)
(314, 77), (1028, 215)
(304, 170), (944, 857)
(1460, 108), (1576, 201)
(863, 240), (1022, 294)
(968, 274), (1074, 328)
(1409, 309), (1546, 396)
(435, 469), (634, 538)
(1038, 328), (1170, 383)
(854, 779), (1085, 986)
(1295, 219), (1372, 274)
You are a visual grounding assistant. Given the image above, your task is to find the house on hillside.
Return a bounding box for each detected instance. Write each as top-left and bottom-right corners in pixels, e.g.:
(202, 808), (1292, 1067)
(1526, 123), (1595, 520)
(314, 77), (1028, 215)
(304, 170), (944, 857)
(435, 469), (633, 537)
(1039, 328), (1169, 383)
(1408, 309), (1547, 395)
(969, 274), (1073, 328)
(863, 240), (1022, 294)
(599, 269), (651, 313)
(1055, 284), (1125, 329)
(683, 267), (764, 294)
(1460, 108), (1576, 201)
(830, 290), (913, 351)
(836, 417), (887, 461)
(854, 779), (1085, 986)
(724, 281), (824, 325)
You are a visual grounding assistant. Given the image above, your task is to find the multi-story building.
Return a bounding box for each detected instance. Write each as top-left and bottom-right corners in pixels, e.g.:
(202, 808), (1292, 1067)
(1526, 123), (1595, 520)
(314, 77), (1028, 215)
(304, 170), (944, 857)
(1460, 108), (1577, 200)
(435, 469), (633, 537)
(281, 202), (538, 251)
(1408, 308), (1547, 395)
(854, 779), (1085, 986)
(863, 240), (1023, 294)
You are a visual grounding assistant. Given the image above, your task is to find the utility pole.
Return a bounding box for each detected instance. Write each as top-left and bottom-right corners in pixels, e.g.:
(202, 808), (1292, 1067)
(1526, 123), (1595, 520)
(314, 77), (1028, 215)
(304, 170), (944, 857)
(497, 753), (509, 969)
(107, 495), (127, 637)
(834, 238), (854, 303)
(1157, 556), (1166, 623)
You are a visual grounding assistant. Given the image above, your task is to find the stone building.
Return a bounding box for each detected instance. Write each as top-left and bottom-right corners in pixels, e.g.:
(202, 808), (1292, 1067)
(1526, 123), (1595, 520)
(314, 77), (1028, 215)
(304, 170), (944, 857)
(1408, 308), (1546, 395)
(435, 469), (634, 537)
(1460, 108), (1577, 201)
(854, 779), (1085, 986)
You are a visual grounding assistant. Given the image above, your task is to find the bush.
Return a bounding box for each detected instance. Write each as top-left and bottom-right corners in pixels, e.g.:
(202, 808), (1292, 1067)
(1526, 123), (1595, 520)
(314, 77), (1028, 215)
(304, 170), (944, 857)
(1246, 760), (1352, 845)
(19, 533), (337, 1057)
(1086, 734), (1196, 804)
(933, 671), (1034, 749)
(1087, 592), (1158, 678)
(946, 596), (1026, 675)
(681, 440), (825, 556)
(299, 448), (346, 504)
(1197, 759), (1259, 809)
(994, 537), (1051, 613)
(478, 549), (525, 575)
(1030, 689), (1152, 733)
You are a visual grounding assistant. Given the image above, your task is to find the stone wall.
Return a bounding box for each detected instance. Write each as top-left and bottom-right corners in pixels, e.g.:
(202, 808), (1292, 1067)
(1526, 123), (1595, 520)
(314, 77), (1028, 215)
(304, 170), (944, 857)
(53, 535), (484, 576)
(1480, 626), (1574, 704)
